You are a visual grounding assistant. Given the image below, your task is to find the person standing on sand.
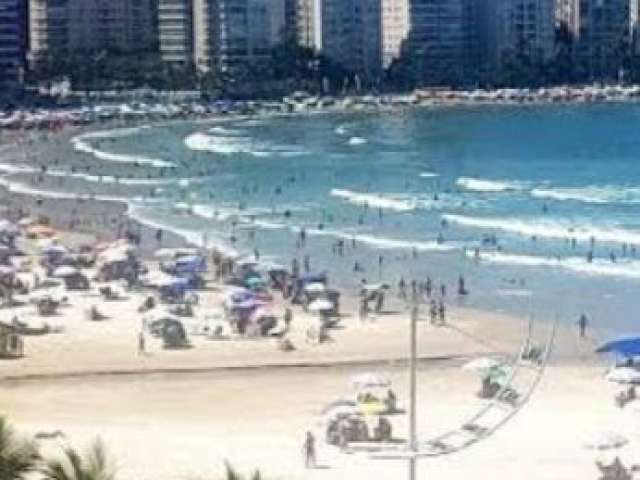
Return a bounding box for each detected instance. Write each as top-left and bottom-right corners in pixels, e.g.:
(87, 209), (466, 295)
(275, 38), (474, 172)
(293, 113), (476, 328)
(138, 331), (146, 355)
(578, 314), (588, 339)
(303, 431), (316, 469)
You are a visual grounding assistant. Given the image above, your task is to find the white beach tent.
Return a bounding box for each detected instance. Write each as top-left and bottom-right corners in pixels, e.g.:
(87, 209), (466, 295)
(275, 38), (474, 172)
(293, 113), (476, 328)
(308, 299), (334, 312)
(350, 372), (391, 390)
(606, 367), (640, 385)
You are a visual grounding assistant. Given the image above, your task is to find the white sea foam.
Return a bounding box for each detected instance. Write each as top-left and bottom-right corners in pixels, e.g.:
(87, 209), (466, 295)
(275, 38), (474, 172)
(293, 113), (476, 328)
(456, 177), (525, 192)
(331, 188), (416, 212)
(419, 172), (439, 178)
(209, 126), (242, 135)
(348, 136), (367, 146)
(128, 205), (239, 258)
(0, 162), (193, 186)
(531, 186), (640, 205)
(335, 125), (348, 135)
(184, 132), (307, 157)
(0, 176), (143, 203)
(468, 250), (640, 280)
(72, 131), (175, 168)
(301, 227), (457, 252)
(445, 214), (640, 245)
(0, 163), (38, 174)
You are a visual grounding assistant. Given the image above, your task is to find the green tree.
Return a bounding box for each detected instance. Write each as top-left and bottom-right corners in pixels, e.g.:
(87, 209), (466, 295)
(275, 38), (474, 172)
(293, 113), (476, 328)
(40, 438), (115, 480)
(0, 417), (40, 480)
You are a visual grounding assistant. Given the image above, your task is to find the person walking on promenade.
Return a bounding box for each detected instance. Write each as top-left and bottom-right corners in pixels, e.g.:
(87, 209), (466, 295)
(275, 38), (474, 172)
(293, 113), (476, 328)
(303, 431), (316, 469)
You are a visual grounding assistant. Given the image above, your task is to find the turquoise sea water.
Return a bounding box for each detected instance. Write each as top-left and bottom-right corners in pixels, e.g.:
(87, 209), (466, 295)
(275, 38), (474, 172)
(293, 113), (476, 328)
(14, 103), (640, 333)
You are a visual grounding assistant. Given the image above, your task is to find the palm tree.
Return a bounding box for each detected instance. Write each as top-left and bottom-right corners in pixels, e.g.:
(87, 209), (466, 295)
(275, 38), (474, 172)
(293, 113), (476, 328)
(224, 461), (263, 480)
(41, 438), (115, 480)
(0, 417), (40, 480)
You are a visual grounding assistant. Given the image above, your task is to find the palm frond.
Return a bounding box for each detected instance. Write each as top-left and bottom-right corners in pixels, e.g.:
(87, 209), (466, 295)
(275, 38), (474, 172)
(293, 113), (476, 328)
(0, 417), (40, 480)
(40, 438), (114, 480)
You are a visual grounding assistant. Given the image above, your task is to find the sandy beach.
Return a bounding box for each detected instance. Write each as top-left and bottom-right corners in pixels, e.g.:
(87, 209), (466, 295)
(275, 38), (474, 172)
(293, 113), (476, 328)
(0, 106), (636, 480)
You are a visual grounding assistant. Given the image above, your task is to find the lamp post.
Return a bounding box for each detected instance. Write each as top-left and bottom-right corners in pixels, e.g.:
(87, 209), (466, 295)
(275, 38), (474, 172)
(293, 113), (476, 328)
(409, 305), (418, 480)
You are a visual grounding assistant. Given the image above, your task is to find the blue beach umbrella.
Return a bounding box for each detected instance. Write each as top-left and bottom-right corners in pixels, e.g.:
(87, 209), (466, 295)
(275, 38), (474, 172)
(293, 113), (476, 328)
(596, 337), (640, 358)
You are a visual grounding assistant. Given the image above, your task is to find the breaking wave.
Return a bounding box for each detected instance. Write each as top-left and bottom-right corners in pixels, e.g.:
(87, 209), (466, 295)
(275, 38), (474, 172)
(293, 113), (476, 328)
(456, 177), (525, 192)
(331, 188), (416, 211)
(444, 214), (640, 245)
(184, 132), (308, 157)
(531, 185), (640, 205)
(468, 250), (640, 279)
(72, 130), (175, 168)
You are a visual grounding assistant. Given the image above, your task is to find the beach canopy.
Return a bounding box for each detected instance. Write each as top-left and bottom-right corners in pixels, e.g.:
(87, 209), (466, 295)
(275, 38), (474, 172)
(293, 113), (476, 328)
(350, 372), (391, 390)
(0, 265), (16, 276)
(27, 224), (55, 238)
(0, 220), (18, 234)
(52, 266), (79, 278)
(596, 337), (640, 358)
(308, 298), (334, 312)
(606, 367), (640, 385)
(304, 282), (326, 293)
(42, 244), (67, 255)
(462, 357), (503, 373)
(154, 248), (198, 260)
(324, 404), (360, 420)
(583, 431), (629, 451)
(144, 271), (184, 288)
(245, 276), (266, 289)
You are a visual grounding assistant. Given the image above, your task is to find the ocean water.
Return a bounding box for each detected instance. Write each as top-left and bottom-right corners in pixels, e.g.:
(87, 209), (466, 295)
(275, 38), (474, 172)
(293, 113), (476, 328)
(9, 103), (640, 334)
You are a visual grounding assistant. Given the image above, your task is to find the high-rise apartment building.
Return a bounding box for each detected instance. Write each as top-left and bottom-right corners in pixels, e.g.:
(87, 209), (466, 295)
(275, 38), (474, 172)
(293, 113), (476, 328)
(158, 0), (285, 72)
(0, 0), (25, 86)
(297, 0), (382, 76)
(28, 0), (157, 63)
(381, 0), (409, 69)
(558, 0), (630, 80)
(404, 0), (480, 85)
(158, 0), (195, 66)
(480, 0), (555, 79)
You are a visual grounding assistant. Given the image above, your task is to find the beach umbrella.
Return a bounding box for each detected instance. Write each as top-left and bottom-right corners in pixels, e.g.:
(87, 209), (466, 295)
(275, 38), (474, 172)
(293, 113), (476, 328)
(52, 265), (79, 278)
(0, 220), (18, 234)
(308, 298), (334, 312)
(462, 357), (503, 373)
(350, 372), (391, 390)
(583, 431), (629, 451)
(324, 404), (360, 420)
(606, 368), (640, 385)
(27, 224), (55, 238)
(596, 337), (640, 358)
(304, 282), (326, 293)
(0, 265), (16, 276)
(245, 276), (266, 289)
(249, 307), (274, 323)
(42, 244), (67, 255)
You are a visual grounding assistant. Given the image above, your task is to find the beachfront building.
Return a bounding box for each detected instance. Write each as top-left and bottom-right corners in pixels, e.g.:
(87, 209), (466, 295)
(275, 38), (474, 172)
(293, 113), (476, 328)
(403, 0), (480, 86)
(158, 0), (195, 67)
(558, 0), (631, 80)
(159, 0), (285, 74)
(381, 0), (409, 69)
(203, 0), (285, 73)
(28, 0), (157, 64)
(0, 0), (26, 87)
(479, 0), (555, 82)
(296, 0), (383, 77)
